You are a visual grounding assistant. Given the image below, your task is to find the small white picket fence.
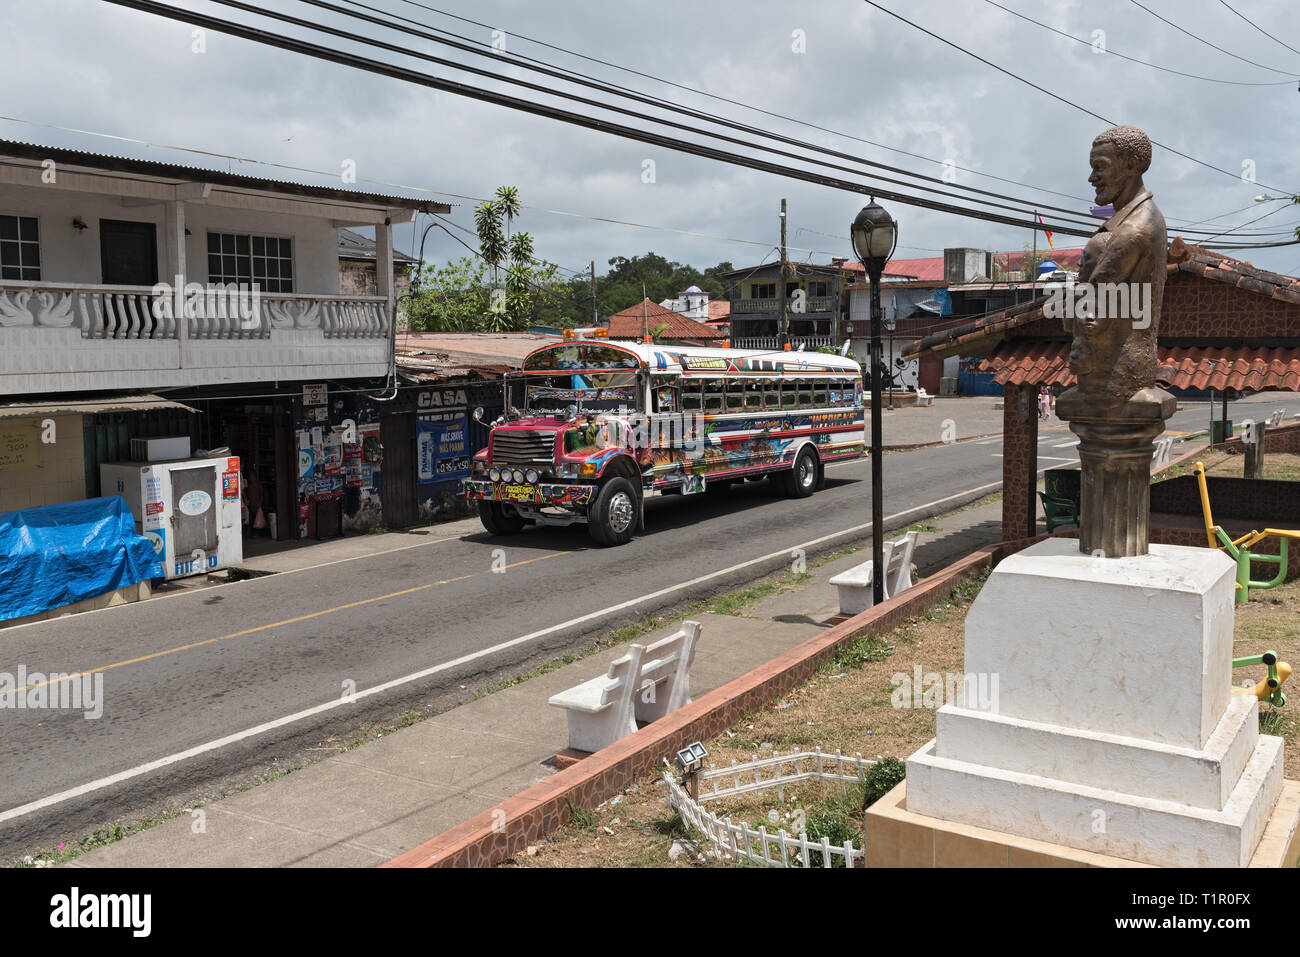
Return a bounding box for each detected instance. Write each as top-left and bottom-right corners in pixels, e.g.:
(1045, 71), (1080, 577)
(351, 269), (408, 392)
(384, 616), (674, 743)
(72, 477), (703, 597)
(664, 748), (876, 868)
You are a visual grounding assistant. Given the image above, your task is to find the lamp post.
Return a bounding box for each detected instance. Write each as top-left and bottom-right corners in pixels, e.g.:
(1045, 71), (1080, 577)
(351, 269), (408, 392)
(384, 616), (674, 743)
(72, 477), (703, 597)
(851, 200), (898, 607)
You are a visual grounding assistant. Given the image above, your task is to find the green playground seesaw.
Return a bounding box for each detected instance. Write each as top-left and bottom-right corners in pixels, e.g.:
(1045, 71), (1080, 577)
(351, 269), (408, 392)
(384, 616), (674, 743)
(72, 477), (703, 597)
(1195, 461), (1300, 605)
(1193, 463), (1294, 706)
(1232, 651), (1291, 708)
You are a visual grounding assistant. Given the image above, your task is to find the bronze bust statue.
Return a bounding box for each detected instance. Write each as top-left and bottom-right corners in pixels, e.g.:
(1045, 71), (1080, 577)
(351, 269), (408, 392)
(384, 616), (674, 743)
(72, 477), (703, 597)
(1067, 126), (1167, 407)
(1055, 125), (1176, 557)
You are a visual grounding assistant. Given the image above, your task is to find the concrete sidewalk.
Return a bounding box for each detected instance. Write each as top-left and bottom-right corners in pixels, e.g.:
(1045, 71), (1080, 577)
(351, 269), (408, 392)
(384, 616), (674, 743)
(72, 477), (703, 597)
(67, 497), (1008, 868)
(877, 395), (1003, 449)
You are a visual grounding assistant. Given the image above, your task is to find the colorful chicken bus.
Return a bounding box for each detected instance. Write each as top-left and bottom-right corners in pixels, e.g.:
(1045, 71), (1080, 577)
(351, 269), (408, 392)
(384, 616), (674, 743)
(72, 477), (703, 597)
(465, 330), (864, 546)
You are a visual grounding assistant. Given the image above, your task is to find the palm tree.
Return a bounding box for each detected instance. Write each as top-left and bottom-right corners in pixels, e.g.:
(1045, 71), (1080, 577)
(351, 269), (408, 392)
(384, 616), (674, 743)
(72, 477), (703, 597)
(495, 186), (521, 241)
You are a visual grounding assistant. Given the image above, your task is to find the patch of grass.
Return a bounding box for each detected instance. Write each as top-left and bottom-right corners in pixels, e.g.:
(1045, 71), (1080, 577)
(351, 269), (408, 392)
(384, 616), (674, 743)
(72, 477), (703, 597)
(948, 566), (991, 605)
(907, 522), (938, 533)
(810, 544), (863, 568)
(803, 790), (866, 864)
(1260, 709), (1286, 736)
(649, 814), (690, 839)
(822, 634), (895, 674)
(565, 801), (598, 832)
(956, 491), (1002, 512)
(13, 823), (141, 868)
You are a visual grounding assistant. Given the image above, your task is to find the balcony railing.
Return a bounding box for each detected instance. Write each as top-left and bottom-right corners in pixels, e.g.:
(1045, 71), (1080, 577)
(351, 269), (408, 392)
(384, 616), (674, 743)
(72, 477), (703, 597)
(731, 296), (835, 316)
(0, 282), (389, 340)
(732, 335), (836, 350)
(0, 281), (392, 394)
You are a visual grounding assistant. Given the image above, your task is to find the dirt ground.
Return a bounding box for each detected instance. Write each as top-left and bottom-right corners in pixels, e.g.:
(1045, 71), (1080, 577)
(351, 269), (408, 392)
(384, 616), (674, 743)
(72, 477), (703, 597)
(503, 568), (1300, 869)
(1170, 449), (1300, 482)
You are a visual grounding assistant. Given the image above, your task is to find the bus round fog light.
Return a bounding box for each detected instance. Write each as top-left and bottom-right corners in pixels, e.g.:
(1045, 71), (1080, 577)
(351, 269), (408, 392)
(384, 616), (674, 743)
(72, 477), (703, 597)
(489, 468), (501, 482)
(512, 469), (526, 484)
(525, 469), (540, 484)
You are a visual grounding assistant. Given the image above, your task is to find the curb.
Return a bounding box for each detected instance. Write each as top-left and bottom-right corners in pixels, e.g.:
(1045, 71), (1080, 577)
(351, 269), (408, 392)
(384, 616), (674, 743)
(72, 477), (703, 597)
(383, 534), (1044, 868)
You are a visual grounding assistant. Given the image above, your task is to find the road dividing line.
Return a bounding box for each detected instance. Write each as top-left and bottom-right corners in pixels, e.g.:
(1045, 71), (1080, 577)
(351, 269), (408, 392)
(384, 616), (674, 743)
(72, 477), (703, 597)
(15, 552), (572, 695)
(0, 479), (1005, 826)
(1054, 440), (1080, 448)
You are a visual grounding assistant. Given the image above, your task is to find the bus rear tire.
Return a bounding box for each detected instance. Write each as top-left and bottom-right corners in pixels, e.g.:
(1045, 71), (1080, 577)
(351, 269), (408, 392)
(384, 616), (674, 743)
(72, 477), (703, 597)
(479, 501), (527, 536)
(589, 477), (638, 547)
(782, 447), (819, 499)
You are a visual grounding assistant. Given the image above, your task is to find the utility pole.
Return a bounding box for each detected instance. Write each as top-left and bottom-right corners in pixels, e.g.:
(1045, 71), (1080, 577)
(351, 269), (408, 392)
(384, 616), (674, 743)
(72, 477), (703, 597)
(778, 198), (788, 349)
(590, 260), (597, 326)
(1030, 209), (1038, 308)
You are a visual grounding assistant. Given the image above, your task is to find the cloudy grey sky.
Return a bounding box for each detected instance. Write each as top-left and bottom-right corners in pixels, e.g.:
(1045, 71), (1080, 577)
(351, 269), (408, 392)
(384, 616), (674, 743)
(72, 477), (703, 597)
(4, 0), (1299, 277)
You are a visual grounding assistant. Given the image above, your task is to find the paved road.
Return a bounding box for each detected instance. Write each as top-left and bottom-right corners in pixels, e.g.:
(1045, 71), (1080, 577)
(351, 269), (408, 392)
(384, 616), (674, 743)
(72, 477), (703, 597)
(1, 392), (1297, 858)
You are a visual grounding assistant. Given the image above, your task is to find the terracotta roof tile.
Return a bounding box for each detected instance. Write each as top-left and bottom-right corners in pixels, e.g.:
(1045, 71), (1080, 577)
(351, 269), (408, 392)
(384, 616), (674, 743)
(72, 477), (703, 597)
(978, 342), (1300, 392)
(606, 299), (727, 340)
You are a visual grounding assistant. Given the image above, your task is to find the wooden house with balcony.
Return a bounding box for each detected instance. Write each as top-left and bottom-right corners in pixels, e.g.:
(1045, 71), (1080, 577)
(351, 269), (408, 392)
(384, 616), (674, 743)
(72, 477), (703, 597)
(0, 138), (456, 540)
(722, 261), (853, 350)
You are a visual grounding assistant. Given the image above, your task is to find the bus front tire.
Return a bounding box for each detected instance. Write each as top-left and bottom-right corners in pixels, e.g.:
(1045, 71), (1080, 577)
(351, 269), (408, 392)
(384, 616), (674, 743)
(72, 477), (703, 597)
(588, 477), (638, 547)
(479, 500), (527, 536)
(782, 447), (819, 499)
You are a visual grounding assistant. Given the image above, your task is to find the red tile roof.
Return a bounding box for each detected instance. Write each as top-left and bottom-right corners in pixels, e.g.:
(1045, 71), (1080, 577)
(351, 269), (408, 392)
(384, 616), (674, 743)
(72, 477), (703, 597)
(977, 342), (1300, 392)
(707, 300), (731, 321)
(606, 298), (727, 341)
(911, 238), (1300, 360)
(1167, 237), (1300, 305)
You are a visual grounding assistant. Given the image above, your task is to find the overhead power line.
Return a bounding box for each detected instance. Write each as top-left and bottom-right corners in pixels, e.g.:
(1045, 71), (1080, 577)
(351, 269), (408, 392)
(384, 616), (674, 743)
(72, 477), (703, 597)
(326, 0), (1288, 238)
(91, 0), (1296, 250)
(982, 0), (1294, 86)
(860, 0), (1299, 196)
(1199, 201), (1298, 242)
(382, 0), (1093, 205)
(1127, 0), (1300, 76)
(100, 0), (1102, 238)
(0, 112), (855, 257)
(1217, 0), (1300, 58)
(238, 0), (1099, 230)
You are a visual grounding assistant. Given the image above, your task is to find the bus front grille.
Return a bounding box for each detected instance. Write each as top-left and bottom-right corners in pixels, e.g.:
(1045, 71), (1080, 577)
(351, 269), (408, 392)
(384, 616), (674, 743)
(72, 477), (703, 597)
(490, 430), (556, 466)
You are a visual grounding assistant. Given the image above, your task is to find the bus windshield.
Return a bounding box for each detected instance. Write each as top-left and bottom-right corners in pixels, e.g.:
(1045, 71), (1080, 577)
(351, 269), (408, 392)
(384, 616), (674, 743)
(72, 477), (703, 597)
(524, 372), (641, 416)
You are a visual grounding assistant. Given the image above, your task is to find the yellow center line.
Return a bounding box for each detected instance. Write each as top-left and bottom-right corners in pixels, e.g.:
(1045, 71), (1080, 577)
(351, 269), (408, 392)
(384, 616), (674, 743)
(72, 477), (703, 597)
(15, 550), (574, 694)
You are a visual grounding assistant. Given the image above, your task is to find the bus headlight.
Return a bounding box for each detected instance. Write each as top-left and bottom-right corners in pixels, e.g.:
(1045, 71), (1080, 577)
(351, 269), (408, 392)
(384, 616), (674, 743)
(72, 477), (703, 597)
(489, 468), (502, 482)
(512, 469), (526, 484)
(557, 463), (579, 478)
(525, 469), (540, 484)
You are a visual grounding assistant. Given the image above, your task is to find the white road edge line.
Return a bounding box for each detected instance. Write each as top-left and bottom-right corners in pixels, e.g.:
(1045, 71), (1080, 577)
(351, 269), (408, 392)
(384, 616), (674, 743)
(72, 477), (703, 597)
(0, 478), (1003, 826)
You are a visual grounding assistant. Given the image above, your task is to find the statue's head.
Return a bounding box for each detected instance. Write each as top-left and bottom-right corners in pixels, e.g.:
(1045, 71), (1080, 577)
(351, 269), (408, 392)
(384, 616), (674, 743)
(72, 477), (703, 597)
(1089, 126), (1151, 208)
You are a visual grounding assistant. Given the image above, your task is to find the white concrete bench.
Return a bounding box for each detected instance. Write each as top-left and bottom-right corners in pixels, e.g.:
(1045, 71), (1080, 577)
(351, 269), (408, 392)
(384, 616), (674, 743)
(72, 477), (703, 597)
(548, 643), (645, 754)
(632, 620), (702, 723)
(549, 620), (703, 753)
(829, 530), (918, 616)
(915, 387), (934, 407)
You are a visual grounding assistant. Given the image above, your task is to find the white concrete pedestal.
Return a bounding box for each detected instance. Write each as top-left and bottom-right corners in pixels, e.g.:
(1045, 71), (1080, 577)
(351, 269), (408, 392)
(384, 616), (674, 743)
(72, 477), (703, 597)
(905, 538), (1288, 867)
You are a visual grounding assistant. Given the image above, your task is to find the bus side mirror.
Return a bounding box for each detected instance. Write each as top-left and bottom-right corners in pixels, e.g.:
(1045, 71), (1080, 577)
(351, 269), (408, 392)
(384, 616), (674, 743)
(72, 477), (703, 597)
(473, 407), (485, 423)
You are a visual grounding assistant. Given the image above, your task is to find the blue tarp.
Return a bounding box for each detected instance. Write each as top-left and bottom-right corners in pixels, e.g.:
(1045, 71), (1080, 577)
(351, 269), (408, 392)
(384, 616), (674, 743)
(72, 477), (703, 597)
(0, 496), (164, 622)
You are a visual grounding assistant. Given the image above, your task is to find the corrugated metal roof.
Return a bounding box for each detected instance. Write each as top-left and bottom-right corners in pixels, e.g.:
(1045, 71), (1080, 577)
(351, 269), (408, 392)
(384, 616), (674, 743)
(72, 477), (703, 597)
(0, 138), (450, 211)
(0, 394), (198, 419)
(978, 342), (1300, 392)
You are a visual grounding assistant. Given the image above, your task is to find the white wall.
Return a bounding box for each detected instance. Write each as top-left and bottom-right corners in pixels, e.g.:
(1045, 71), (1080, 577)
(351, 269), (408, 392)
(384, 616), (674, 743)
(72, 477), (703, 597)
(0, 183), (340, 292)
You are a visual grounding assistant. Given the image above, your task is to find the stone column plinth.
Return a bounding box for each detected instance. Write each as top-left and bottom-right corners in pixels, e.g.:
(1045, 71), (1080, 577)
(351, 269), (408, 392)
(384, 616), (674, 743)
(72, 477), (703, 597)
(1056, 385), (1176, 557)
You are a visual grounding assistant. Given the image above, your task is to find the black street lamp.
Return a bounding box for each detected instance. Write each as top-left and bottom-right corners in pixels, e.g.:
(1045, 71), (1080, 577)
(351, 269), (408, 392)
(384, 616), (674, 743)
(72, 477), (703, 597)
(851, 200), (898, 606)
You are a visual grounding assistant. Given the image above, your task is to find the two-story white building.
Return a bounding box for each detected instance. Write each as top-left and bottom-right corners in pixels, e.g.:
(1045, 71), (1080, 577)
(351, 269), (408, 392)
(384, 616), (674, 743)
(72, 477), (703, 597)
(0, 138), (452, 539)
